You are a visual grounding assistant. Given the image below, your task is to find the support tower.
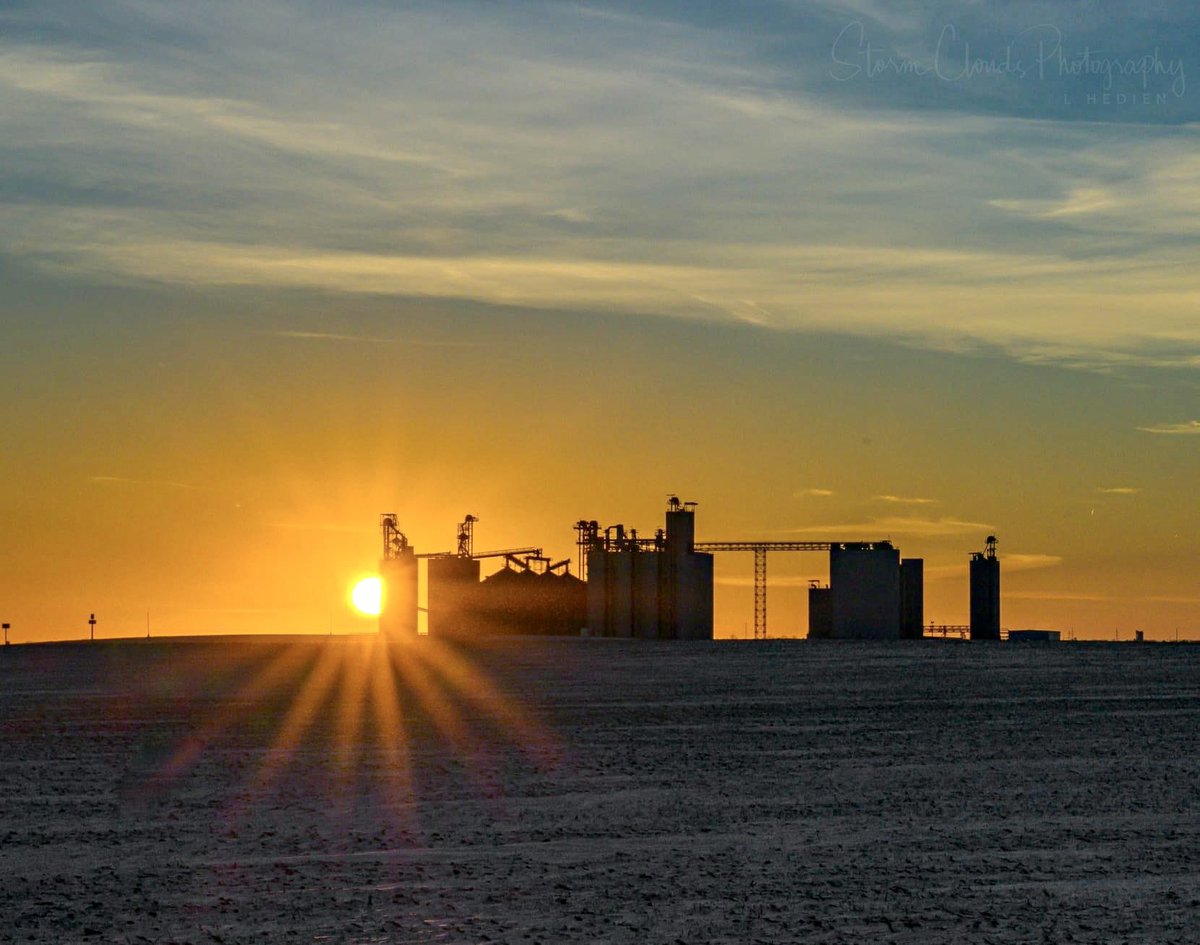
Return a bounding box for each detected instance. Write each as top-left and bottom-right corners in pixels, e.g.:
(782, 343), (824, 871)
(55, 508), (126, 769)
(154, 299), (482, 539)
(969, 535), (1001, 641)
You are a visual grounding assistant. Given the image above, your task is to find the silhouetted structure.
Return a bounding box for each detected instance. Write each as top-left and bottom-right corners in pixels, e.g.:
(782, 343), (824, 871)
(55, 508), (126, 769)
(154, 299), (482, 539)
(368, 503), (1016, 646)
(427, 555), (482, 637)
(807, 582), (832, 639)
(379, 514), (418, 638)
(473, 557), (587, 636)
(829, 542), (901, 640)
(582, 508), (922, 641)
(456, 514), (477, 558)
(584, 497), (714, 640)
(899, 558), (924, 639)
(969, 535), (1001, 641)
(402, 514), (584, 639)
(1008, 629), (1059, 643)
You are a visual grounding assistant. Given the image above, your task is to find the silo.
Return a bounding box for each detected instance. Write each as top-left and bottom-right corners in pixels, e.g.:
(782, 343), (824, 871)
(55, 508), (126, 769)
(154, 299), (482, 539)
(583, 501), (711, 640)
(553, 570), (587, 636)
(661, 498), (713, 640)
(665, 501), (695, 553)
(631, 551), (662, 639)
(474, 565), (526, 636)
(807, 584), (832, 639)
(525, 569), (552, 635)
(379, 550), (418, 638)
(607, 550), (634, 638)
(899, 558), (924, 640)
(427, 555), (481, 638)
(670, 551), (714, 640)
(586, 549), (608, 636)
(969, 538), (1001, 641)
(829, 542), (901, 640)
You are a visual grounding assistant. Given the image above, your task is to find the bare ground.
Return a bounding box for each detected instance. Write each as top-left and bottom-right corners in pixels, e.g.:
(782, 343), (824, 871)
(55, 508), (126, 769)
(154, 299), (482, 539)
(1, 635), (1197, 944)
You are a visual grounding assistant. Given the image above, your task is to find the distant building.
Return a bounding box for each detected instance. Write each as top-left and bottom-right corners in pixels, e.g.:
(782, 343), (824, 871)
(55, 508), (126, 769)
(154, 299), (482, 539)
(379, 553), (418, 638)
(379, 514), (418, 638)
(468, 563), (587, 637)
(808, 548), (925, 642)
(899, 558), (924, 640)
(807, 582), (832, 639)
(829, 542), (901, 640)
(585, 498), (714, 640)
(969, 536), (1001, 641)
(426, 555), (481, 638)
(1008, 629), (1060, 643)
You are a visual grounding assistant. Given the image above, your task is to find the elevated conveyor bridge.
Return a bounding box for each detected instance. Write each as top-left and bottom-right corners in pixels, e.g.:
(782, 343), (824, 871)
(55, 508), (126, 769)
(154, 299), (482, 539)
(694, 540), (892, 640)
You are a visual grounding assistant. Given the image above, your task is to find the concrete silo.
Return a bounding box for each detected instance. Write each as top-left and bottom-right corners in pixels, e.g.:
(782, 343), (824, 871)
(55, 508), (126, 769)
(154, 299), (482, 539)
(969, 536), (1001, 641)
(379, 514), (418, 638)
(473, 558), (587, 636)
(632, 550), (663, 639)
(829, 542), (901, 640)
(581, 498), (714, 641)
(663, 499), (713, 640)
(807, 582), (832, 639)
(586, 526), (635, 638)
(899, 558), (924, 640)
(427, 555), (482, 638)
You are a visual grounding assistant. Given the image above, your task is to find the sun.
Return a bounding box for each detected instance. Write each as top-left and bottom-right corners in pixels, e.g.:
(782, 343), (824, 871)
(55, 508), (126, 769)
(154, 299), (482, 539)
(350, 576), (383, 616)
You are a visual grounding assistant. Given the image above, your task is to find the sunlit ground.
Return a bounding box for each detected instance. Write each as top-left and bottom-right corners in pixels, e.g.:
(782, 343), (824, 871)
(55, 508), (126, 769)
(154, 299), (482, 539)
(119, 632), (560, 830)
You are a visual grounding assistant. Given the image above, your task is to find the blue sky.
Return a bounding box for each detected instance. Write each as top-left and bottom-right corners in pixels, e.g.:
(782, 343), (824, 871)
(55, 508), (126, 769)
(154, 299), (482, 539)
(3, 1), (1198, 362)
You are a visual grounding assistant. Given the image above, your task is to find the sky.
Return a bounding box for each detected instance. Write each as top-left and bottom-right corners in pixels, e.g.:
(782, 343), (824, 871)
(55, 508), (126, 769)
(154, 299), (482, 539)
(2, 0), (1198, 642)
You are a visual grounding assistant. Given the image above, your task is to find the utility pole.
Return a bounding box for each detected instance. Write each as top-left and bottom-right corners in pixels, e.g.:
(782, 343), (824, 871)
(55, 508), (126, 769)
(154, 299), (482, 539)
(2, 623), (9, 646)
(88, 613), (96, 642)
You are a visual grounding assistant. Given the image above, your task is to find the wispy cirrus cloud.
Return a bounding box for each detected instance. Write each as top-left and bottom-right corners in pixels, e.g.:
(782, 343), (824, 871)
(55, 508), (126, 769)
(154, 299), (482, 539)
(795, 488), (836, 498)
(1007, 591), (1200, 605)
(989, 187), (1120, 221)
(1004, 553), (1065, 573)
(874, 494), (936, 505)
(1096, 486), (1140, 494)
(925, 553), (1062, 581)
(1137, 420), (1200, 435)
(1, 1), (1199, 369)
(786, 516), (992, 538)
(1007, 590), (1106, 602)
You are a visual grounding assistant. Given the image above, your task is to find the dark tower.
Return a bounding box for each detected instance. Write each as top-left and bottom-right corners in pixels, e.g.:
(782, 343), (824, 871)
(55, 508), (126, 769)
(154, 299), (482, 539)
(899, 558), (924, 640)
(662, 497), (713, 640)
(379, 514), (418, 638)
(807, 581), (832, 639)
(969, 535), (1001, 641)
(583, 498), (712, 640)
(829, 542), (901, 640)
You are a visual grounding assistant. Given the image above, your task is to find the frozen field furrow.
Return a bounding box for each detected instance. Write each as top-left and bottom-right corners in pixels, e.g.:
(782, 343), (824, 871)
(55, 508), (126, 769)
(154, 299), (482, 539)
(1, 636), (1197, 944)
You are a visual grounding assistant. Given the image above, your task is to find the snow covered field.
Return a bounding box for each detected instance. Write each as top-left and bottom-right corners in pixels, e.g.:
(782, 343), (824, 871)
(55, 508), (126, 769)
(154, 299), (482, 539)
(1, 635), (1198, 944)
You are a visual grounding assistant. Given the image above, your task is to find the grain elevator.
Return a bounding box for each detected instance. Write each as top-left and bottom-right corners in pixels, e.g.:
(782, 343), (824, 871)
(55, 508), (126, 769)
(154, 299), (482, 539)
(582, 497), (714, 640)
(969, 535), (1001, 640)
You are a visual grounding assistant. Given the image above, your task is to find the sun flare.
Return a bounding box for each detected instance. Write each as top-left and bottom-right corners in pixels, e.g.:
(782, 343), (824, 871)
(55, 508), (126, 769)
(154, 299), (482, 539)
(350, 576), (383, 616)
